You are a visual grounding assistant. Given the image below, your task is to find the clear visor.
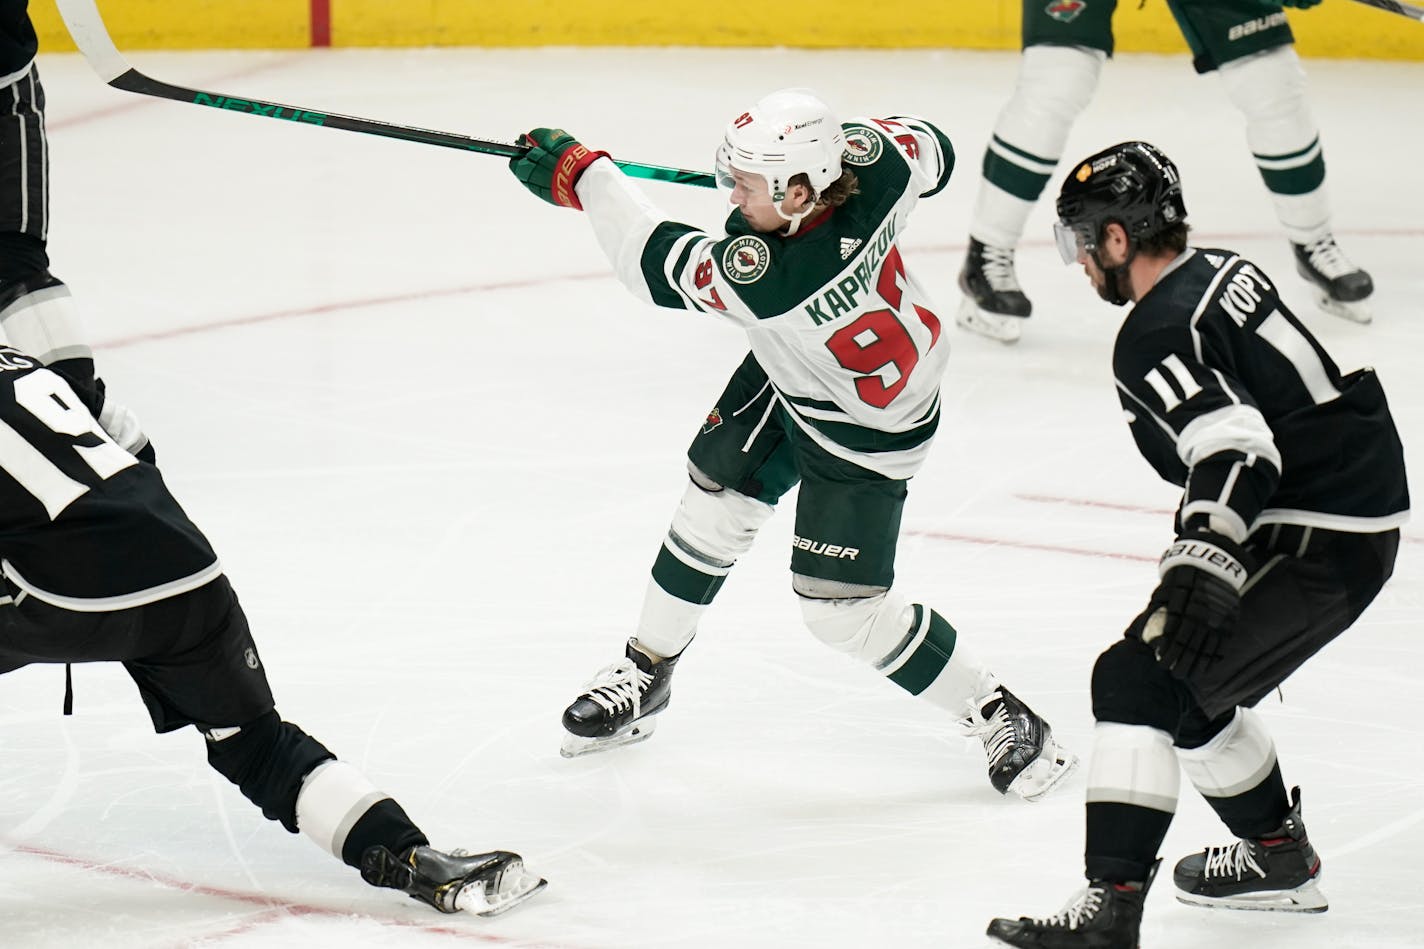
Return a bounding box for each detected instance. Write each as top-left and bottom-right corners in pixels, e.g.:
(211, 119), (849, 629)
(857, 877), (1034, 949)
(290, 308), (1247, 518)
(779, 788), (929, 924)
(714, 139), (737, 191)
(1053, 221), (1092, 265)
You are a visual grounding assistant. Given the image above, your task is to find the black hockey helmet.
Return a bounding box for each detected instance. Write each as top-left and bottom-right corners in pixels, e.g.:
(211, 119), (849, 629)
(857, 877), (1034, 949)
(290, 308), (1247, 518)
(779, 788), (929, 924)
(1053, 141), (1187, 265)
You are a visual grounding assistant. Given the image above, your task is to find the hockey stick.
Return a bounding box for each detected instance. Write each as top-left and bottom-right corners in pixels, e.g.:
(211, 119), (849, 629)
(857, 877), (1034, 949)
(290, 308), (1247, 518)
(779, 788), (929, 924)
(1348, 0), (1424, 21)
(52, 0), (717, 188)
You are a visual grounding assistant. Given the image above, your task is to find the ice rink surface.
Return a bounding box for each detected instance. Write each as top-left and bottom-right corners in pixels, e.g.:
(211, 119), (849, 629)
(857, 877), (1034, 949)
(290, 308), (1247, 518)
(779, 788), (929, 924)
(2, 42), (1423, 949)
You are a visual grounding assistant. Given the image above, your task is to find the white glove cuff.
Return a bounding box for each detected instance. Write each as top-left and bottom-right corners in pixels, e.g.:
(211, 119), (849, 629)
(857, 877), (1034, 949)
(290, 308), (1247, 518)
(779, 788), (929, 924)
(1158, 537), (1247, 592)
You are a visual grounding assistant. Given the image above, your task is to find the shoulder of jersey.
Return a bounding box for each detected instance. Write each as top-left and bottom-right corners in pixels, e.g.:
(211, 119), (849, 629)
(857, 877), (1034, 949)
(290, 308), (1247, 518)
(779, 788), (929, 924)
(840, 122), (889, 169)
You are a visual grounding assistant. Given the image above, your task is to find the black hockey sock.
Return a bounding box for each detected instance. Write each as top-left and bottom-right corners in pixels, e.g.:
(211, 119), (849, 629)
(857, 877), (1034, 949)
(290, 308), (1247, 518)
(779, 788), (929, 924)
(1085, 801), (1173, 883)
(1201, 760), (1291, 839)
(0, 233), (50, 283)
(205, 711), (336, 832)
(340, 798), (428, 870)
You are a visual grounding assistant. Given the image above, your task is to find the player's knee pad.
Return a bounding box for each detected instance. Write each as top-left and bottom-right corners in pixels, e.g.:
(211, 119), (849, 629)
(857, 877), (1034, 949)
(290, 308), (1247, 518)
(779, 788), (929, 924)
(668, 465), (775, 567)
(1086, 722), (1181, 811)
(1176, 707), (1278, 799)
(1091, 638), (1183, 734)
(797, 584), (911, 666)
(1218, 46), (1314, 147)
(205, 711), (335, 832)
(998, 45), (1103, 143)
(0, 268), (91, 367)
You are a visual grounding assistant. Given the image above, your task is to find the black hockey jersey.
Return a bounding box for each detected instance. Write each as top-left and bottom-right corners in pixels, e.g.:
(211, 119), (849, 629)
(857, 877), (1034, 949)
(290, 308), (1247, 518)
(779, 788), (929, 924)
(0, 0), (35, 76)
(1113, 248), (1408, 539)
(0, 347), (220, 609)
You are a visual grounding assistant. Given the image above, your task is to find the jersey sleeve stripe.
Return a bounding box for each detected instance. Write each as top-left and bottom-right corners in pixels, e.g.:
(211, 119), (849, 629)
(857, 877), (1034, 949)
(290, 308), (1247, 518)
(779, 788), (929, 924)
(639, 222), (701, 311)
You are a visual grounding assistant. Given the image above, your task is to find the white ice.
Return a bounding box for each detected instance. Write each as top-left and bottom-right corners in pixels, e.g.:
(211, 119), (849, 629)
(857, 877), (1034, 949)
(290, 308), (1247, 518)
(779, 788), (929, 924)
(2, 44), (1423, 949)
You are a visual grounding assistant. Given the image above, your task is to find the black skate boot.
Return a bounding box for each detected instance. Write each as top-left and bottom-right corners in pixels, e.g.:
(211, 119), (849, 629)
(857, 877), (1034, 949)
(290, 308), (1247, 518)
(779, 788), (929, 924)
(1292, 235), (1374, 324)
(957, 238), (1032, 343)
(361, 844), (546, 916)
(1173, 786), (1327, 912)
(962, 679), (1076, 801)
(560, 638), (681, 758)
(987, 862), (1157, 949)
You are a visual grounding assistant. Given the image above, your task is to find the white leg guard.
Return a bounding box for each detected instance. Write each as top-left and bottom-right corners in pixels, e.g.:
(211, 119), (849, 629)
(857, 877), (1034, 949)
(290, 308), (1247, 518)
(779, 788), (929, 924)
(637, 471), (775, 658)
(1086, 722), (1181, 814)
(1218, 47), (1330, 244)
(970, 45), (1104, 248)
(295, 760), (390, 861)
(634, 580), (706, 659)
(0, 282), (94, 366)
(796, 586), (988, 714)
(1176, 708), (1278, 799)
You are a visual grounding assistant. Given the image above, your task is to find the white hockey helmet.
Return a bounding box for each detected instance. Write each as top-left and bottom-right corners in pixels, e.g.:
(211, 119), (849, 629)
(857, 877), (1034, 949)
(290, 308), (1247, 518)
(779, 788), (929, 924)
(715, 88), (845, 204)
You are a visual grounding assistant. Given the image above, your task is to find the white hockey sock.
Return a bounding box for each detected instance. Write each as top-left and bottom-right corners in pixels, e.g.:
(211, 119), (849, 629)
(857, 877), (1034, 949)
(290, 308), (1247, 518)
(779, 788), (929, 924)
(1086, 722), (1181, 813)
(637, 475), (775, 659)
(1218, 46), (1332, 244)
(0, 282), (94, 366)
(1176, 708), (1278, 799)
(877, 606), (990, 714)
(969, 44), (1103, 248)
(295, 760), (390, 860)
(634, 579), (703, 659)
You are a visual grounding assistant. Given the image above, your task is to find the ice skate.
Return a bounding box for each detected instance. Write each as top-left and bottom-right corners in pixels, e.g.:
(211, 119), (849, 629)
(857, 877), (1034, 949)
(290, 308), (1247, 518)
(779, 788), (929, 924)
(961, 678), (1076, 801)
(361, 844), (547, 916)
(956, 238), (1031, 344)
(1174, 786), (1327, 913)
(560, 638), (681, 758)
(987, 863), (1156, 949)
(1293, 235), (1373, 324)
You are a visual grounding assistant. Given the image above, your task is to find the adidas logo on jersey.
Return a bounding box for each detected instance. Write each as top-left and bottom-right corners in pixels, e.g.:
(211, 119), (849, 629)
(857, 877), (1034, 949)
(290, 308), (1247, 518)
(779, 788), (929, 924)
(840, 237), (862, 260)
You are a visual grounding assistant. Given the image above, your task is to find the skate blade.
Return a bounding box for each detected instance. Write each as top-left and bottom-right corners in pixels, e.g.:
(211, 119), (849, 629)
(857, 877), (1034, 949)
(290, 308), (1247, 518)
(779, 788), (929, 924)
(559, 717), (659, 759)
(1316, 291), (1372, 325)
(458, 857), (549, 917)
(1008, 739), (1079, 802)
(1176, 876), (1328, 914)
(955, 299), (1023, 344)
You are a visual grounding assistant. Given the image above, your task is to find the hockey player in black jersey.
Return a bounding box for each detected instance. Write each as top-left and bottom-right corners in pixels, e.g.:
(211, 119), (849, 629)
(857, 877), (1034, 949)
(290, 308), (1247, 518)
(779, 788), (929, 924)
(2, 1), (149, 455)
(0, 348), (545, 916)
(986, 141), (1407, 948)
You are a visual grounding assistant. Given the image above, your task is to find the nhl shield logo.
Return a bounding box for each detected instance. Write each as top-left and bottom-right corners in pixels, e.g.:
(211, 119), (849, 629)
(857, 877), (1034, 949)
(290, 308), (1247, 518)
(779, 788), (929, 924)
(1046, 0), (1087, 22)
(703, 407), (724, 434)
(723, 235), (770, 285)
(841, 126), (883, 167)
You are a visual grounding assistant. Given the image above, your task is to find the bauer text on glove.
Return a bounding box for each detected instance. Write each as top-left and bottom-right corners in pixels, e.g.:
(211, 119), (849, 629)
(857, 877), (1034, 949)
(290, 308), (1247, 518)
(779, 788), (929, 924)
(507, 128), (608, 210)
(1140, 531), (1249, 679)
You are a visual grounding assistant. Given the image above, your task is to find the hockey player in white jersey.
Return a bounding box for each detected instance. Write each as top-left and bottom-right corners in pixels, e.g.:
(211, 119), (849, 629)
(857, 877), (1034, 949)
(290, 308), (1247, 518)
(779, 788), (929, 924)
(956, 0), (1373, 343)
(508, 88), (1075, 801)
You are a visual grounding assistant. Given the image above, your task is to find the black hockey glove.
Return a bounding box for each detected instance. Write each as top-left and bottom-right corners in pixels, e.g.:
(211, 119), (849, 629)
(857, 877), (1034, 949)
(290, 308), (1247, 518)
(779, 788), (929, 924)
(1141, 530), (1250, 679)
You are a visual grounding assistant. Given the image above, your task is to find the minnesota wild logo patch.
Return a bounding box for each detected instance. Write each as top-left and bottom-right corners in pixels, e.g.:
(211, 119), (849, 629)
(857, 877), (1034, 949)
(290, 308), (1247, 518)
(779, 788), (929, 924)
(841, 126), (883, 167)
(703, 407), (724, 434)
(723, 235), (770, 284)
(1046, 0), (1087, 22)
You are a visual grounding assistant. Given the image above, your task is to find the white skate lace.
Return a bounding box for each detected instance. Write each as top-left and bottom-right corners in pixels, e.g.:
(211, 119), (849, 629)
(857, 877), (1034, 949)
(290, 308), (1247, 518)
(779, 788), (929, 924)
(961, 689), (1016, 767)
(1202, 840), (1266, 881)
(980, 244), (1023, 292)
(1030, 885), (1104, 930)
(580, 659), (652, 717)
(1302, 236), (1357, 280)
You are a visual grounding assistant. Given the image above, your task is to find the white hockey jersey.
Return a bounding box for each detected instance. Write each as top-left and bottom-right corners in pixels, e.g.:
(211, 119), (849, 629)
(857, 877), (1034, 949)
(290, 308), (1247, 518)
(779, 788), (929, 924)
(577, 116), (955, 479)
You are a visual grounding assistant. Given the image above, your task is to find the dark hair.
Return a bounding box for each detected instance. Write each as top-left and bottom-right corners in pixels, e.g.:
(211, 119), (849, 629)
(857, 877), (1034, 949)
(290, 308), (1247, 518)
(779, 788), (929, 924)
(789, 169), (860, 208)
(1136, 220), (1190, 257)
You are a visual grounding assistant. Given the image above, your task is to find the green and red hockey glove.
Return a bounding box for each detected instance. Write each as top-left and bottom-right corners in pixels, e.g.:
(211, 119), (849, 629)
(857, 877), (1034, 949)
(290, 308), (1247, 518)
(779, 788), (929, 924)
(508, 128), (607, 210)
